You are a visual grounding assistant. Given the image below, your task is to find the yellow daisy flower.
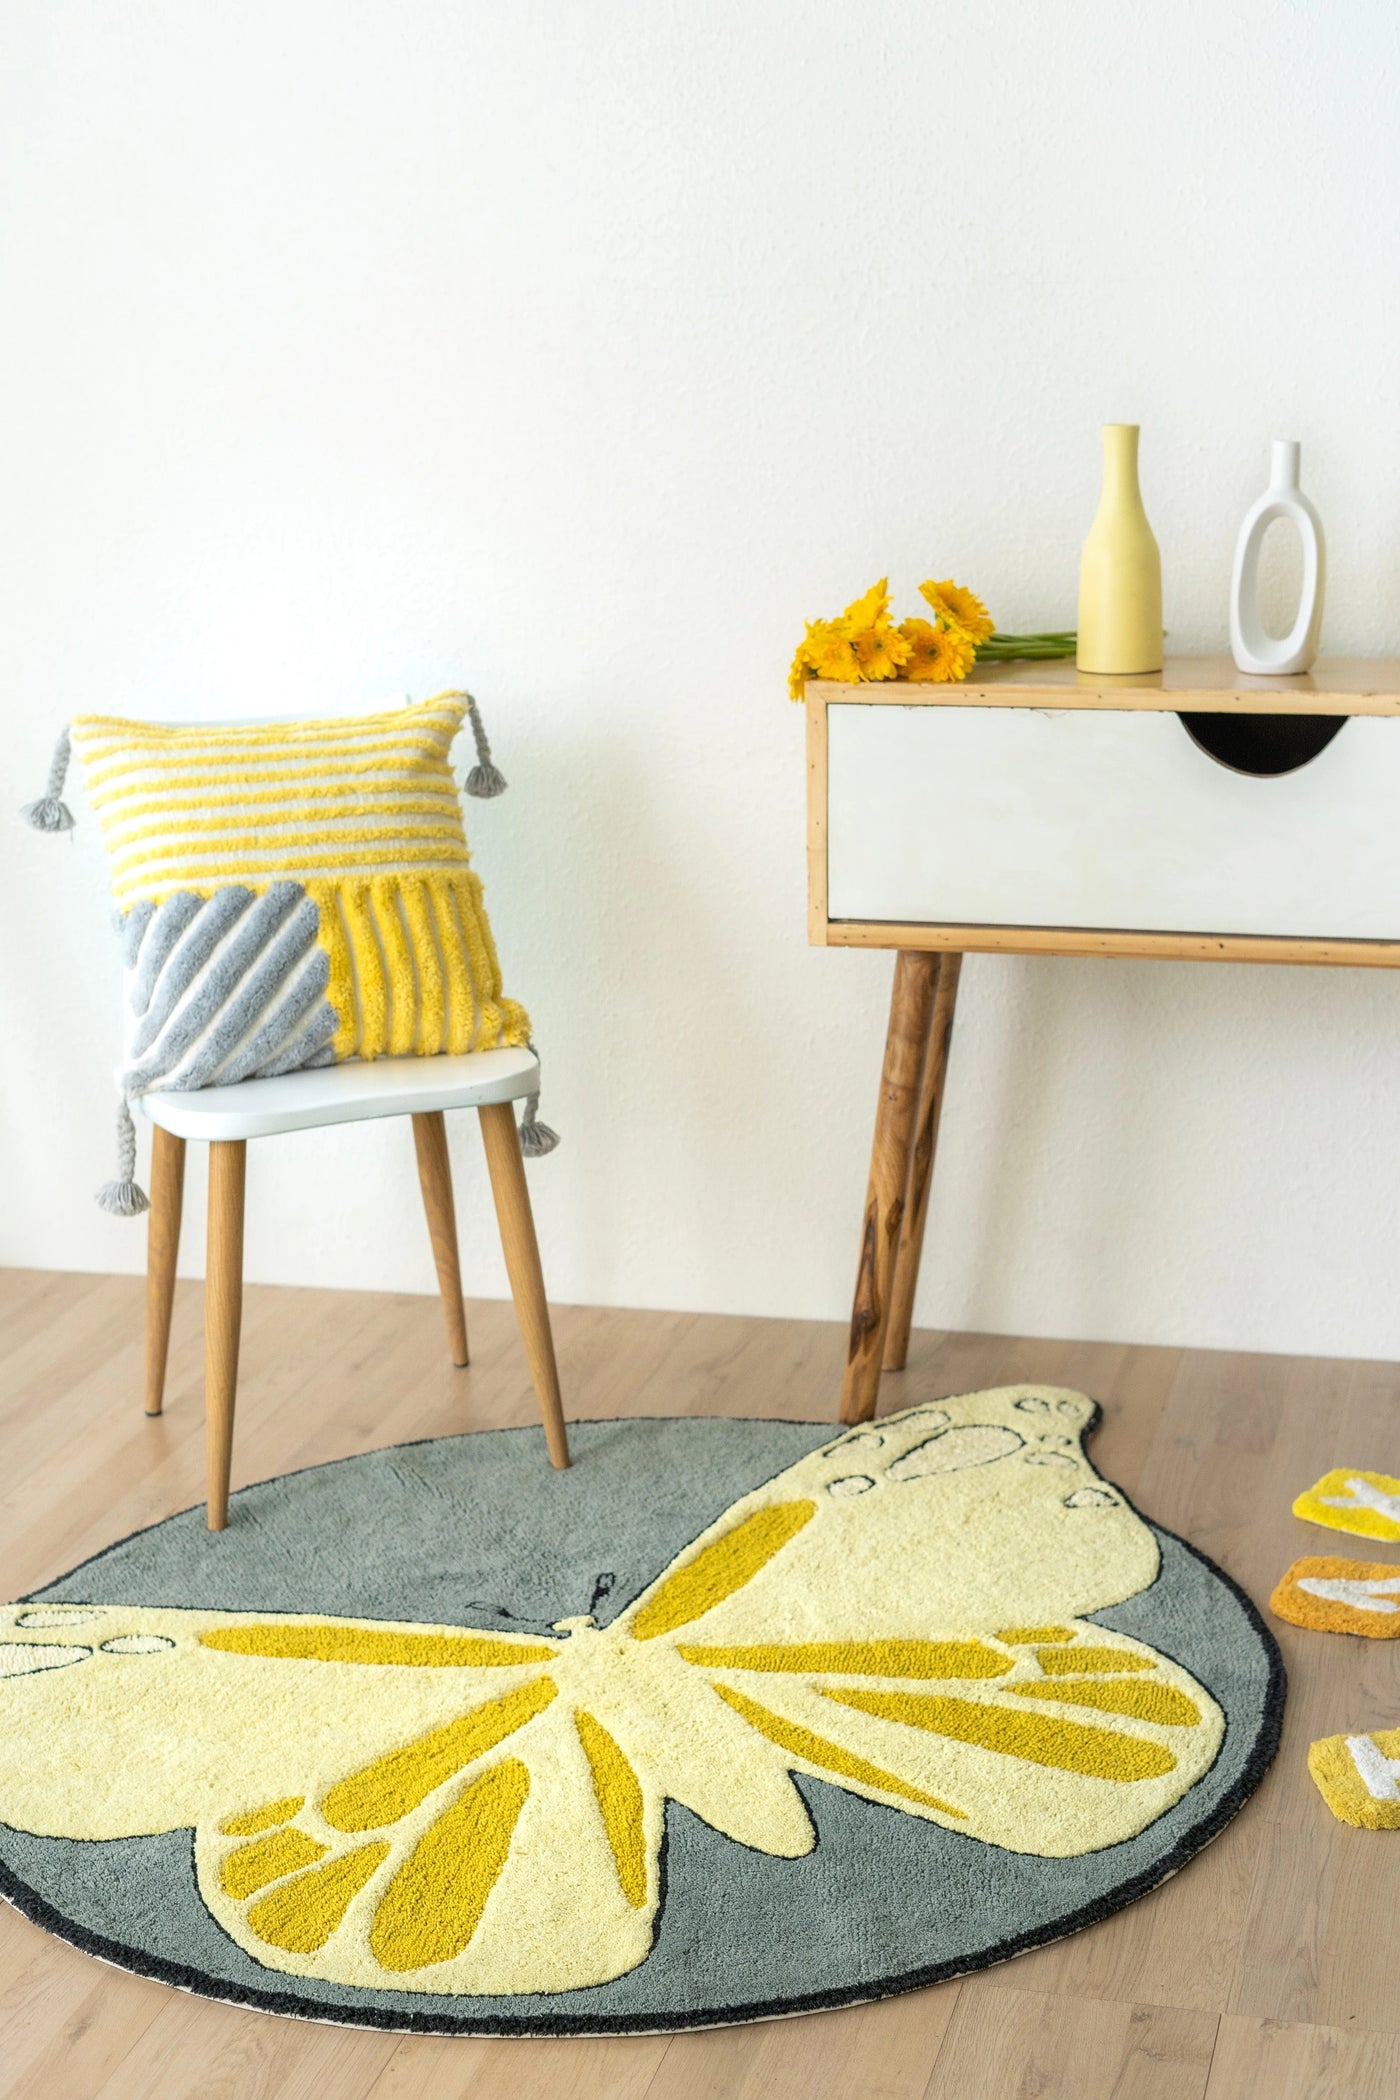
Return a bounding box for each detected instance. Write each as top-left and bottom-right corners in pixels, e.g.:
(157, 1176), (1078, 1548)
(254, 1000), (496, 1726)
(898, 616), (977, 684)
(848, 624), (911, 680)
(802, 618), (861, 683)
(838, 578), (912, 682)
(918, 578), (995, 645)
(840, 578), (895, 634)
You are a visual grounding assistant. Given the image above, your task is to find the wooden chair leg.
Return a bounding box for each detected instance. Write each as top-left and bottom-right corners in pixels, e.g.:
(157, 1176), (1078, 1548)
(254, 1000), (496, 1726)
(883, 952), (963, 1372)
(839, 950), (940, 1426)
(205, 1140), (247, 1531)
(477, 1101), (570, 1469)
(412, 1111), (470, 1367)
(145, 1125), (186, 1416)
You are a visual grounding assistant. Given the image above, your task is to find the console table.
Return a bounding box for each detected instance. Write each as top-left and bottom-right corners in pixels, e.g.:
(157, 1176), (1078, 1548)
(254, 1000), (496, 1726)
(806, 657), (1400, 1425)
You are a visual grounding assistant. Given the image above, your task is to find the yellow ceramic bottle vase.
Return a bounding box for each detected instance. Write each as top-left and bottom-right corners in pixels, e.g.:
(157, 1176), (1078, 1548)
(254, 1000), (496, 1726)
(1077, 423), (1163, 675)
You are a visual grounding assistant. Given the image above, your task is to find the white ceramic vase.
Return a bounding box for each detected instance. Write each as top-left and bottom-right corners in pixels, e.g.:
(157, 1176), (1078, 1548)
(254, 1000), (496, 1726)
(1229, 440), (1326, 675)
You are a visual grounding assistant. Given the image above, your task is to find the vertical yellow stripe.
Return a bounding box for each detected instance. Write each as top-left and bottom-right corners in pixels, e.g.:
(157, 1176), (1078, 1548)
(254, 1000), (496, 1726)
(373, 879), (418, 1057)
(498, 996), (532, 1048)
(447, 882), (485, 1050)
(401, 879), (446, 1056)
(306, 881), (360, 1060)
(463, 881), (528, 1048)
(433, 878), (476, 1054)
(467, 869), (506, 1000)
(453, 872), (505, 1048)
(342, 880), (388, 1059)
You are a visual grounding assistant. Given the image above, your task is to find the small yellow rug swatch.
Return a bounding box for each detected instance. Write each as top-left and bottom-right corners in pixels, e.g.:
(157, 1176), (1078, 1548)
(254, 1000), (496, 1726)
(1309, 1728), (1400, 1828)
(1271, 1557), (1400, 1637)
(1292, 1469), (1400, 1542)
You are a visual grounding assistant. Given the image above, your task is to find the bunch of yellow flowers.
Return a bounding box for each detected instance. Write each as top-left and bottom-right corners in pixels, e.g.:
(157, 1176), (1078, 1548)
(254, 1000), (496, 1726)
(789, 577), (996, 699)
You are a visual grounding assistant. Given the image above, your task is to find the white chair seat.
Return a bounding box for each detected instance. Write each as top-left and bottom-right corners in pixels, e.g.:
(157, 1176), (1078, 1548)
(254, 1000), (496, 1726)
(139, 1046), (540, 1143)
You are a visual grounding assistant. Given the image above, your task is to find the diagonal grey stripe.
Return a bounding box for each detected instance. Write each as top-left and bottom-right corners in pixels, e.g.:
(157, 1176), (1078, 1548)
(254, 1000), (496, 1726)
(256, 1011), (338, 1079)
(117, 882), (339, 1098)
(121, 901), (154, 969)
(129, 892), (202, 1015)
(128, 886), (254, 1059)
(166, 895), (320, 1090)
(122, 885), (307, 1091)
(208, 947), (331, 1087)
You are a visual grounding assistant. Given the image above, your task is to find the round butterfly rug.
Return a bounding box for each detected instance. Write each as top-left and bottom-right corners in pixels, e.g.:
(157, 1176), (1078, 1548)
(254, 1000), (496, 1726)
(0, 1387), (1283, 2035)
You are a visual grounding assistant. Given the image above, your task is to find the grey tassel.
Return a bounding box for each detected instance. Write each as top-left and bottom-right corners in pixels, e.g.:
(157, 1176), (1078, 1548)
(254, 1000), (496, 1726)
(96, 1098), (150, 1217)
(463, 693), (508, 798)
(21, 729), (75, 833)
(519, 1094), (560, 1158)
(519, 1042), (559, 1156)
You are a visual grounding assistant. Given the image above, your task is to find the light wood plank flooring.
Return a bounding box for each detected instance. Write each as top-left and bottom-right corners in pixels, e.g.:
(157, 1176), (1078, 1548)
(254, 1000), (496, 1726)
(1, 1267), (1398, 2100)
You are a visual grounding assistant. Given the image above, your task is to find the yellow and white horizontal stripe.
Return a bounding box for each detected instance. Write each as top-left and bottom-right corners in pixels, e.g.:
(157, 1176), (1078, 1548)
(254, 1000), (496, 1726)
(71, 696), (531, 1066)
(70, 697), (471, 907)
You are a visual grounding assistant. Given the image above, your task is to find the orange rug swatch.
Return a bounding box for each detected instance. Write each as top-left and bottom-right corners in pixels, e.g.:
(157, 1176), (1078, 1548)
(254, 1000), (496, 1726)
(1310, 1728), (1400, 1828)
(1291, 1469), (1400, 1542)
(1271, 1557), (1400, 1637)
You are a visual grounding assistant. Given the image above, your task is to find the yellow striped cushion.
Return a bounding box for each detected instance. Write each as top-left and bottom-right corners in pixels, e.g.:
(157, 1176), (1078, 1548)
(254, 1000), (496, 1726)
(69, 696), (530, 1070)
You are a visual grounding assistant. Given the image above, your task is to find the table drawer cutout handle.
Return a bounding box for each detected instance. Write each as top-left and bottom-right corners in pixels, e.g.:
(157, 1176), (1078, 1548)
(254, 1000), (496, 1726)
(1178, 711), (1346, 778)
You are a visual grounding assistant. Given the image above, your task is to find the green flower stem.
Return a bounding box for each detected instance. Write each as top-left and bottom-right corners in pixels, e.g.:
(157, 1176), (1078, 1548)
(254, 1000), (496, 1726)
(974, 631), (1077, 662)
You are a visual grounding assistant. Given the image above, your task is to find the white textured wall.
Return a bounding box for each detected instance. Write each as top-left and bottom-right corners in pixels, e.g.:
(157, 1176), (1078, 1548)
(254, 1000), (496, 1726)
(5, 1), (1400, 1360)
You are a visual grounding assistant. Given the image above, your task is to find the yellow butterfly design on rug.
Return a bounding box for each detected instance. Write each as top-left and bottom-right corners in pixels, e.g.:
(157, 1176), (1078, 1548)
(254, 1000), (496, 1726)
(0, 1388), (1222, 1997)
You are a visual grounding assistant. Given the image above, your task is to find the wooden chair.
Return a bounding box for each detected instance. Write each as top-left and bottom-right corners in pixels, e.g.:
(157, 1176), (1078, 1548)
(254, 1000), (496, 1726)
(139, 1044), (569, 1529)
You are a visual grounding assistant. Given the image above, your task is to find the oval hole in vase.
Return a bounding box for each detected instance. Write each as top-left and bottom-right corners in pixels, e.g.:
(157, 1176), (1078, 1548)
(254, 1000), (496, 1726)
(1178, 712), (1346, 778)
(1255, 513), (1305, 639)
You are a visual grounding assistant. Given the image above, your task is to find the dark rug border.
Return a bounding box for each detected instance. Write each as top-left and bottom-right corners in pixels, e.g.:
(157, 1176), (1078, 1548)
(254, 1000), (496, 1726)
(0, 1409), (1287, 2037)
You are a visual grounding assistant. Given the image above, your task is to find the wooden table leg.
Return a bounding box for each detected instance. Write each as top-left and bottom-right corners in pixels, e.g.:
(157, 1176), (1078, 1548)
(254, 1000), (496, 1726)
(477, 1101), (571, 1469)
(145, 1125), (186, 1416)
(205, 1139), (246, 1531)
(840, 950), (941, 1426)
(883, 952), (963, 1372)
(412, 1110), (470, 1367)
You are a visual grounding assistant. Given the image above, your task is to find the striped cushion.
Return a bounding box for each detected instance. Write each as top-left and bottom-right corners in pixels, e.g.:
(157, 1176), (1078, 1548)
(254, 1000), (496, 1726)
(69, 696), (530, 1097)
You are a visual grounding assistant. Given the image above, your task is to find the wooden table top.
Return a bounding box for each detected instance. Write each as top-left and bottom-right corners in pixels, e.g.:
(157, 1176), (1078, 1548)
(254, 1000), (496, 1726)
(806, 656), (1400, 715)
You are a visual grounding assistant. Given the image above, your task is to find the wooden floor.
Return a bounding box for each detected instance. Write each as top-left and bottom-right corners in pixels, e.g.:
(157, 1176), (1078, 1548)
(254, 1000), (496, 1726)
(2, 1268), (1399, 2099)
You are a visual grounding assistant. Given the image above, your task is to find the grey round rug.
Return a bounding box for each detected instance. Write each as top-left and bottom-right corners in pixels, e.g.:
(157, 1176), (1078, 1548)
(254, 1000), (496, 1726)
(0, 1390), (1283, 2035)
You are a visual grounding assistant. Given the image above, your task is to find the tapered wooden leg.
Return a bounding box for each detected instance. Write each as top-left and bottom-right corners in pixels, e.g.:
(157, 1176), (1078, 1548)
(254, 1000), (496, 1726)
(205, 1140), (246, 1531)
(477, 1101), (570, 1468)
(412, 1111), (470, 1367)
(145, 1125), (186, 1416)
(840, 951), (940, 1426)
(883, 953), (963, 1372)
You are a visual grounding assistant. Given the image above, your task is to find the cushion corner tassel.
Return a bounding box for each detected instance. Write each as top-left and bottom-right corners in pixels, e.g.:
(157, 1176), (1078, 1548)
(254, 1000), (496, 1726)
(95, 1098), (150, 1218)
(20, 729), (76, 834)
(461, 692), (508, 799)
(519, 1043), (559, 1156)
(519, 1096), (560, 1158)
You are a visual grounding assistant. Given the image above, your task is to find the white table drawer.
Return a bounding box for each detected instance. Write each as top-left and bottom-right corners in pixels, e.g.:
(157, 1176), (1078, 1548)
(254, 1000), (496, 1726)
(825, 703), (1400, 941)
